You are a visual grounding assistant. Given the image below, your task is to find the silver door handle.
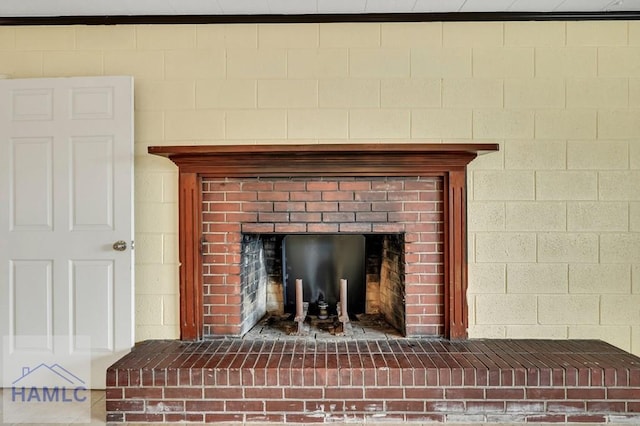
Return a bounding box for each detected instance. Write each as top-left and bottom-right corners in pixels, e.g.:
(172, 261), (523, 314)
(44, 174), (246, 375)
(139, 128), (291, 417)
(113, 240), (127, 251)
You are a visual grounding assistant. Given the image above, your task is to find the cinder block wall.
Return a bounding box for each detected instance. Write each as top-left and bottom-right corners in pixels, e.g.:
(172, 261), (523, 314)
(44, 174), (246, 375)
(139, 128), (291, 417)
(2, 21), (638, 354)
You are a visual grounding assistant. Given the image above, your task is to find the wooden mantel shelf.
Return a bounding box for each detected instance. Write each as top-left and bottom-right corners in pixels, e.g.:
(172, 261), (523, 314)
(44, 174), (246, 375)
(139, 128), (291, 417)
(148, 143), (499, 341)
(148, 143), (499, 176)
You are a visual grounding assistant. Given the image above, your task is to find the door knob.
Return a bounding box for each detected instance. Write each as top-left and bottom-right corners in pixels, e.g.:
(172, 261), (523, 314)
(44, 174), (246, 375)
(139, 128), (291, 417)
(113, 240), (127, 251)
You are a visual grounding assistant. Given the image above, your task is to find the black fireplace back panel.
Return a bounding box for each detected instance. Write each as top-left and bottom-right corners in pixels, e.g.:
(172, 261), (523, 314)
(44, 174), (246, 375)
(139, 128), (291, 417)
(283, 234), (365, 314)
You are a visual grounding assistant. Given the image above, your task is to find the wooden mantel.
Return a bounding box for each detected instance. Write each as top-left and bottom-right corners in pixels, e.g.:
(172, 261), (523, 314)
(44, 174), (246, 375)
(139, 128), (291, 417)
(149, 143), (499, 340)
(149, 143), (499, 176)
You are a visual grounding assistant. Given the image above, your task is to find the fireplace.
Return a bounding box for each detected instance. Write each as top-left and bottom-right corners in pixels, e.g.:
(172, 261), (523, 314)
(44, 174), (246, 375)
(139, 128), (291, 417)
(110, 142), (640, 424)
(148, 143), (499, 340)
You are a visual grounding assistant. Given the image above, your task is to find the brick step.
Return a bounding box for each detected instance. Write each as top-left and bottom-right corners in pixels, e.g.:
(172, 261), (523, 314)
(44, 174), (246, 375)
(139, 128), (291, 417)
(106, 339), (640, 423)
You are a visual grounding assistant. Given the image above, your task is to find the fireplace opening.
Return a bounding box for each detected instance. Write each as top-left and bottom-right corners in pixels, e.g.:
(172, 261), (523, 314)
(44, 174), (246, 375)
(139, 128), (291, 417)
(240, 233), (406, 337)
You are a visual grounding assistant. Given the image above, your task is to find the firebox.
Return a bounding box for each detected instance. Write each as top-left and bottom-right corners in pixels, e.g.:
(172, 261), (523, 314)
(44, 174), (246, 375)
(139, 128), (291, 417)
(240, 232), (408, 336)
(149, 143), (500, 340)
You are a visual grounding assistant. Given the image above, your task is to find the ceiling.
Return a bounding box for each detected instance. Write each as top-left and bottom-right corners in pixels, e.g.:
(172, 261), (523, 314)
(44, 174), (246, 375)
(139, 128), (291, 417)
(1, 0), (639, 18)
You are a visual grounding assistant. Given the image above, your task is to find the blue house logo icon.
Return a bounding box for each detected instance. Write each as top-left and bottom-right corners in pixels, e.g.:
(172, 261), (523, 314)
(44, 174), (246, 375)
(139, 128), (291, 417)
(11, 363), (88, 403)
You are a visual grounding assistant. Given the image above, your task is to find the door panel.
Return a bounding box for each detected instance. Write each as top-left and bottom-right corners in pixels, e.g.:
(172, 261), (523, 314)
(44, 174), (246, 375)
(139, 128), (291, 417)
(10, 137), (53, 230)
(11, 260), (53, 350)
(70, 136), (115, 230)
(10, 88), (54, 121)
(70, 86), (114, 120)
(0, 76), (134, 389)
(71, 260), (114, 351)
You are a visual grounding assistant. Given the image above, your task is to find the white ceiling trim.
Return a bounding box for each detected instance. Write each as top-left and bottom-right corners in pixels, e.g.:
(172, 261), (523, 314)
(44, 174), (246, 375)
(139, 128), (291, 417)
(0, 0), (637, 17)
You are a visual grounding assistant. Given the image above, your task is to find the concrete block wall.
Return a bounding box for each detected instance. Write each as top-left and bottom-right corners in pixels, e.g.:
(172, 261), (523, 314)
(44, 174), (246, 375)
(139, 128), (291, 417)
(2, 21), (639, 354)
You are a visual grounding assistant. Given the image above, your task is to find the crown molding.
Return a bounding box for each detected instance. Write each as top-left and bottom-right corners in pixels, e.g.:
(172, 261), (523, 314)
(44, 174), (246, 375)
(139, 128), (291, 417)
(1, 11), (640, 26)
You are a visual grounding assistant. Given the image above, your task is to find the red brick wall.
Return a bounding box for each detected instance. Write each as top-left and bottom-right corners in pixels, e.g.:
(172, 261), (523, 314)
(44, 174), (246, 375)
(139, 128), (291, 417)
(201, 176), (444, 337)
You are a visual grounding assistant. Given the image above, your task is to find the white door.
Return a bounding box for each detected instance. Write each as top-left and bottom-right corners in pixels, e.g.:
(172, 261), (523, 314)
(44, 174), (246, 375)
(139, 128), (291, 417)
(0, 76), (134, 389)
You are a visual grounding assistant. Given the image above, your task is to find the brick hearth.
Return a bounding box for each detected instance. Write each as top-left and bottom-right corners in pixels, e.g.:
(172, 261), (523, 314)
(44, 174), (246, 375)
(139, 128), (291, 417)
(107, 338), (640, 423)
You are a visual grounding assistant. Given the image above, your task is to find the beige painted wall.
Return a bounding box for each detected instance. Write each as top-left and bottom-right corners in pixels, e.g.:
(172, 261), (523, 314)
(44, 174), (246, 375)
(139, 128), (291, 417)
(1, 21), (639, 354)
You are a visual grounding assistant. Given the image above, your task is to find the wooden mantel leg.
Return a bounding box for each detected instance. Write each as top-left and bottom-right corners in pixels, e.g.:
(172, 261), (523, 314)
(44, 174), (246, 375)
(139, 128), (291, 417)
(178, 172), (202, 340)
(445, 170), (469, 339)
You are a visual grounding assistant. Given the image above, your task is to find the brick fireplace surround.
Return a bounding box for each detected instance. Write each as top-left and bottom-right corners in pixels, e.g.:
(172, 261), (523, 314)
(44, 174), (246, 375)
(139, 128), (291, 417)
(202, 174), (446, 337)
(151, 143), (494, 341)
(106, 144), (640, 423)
